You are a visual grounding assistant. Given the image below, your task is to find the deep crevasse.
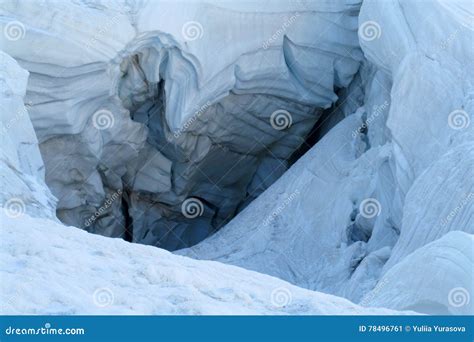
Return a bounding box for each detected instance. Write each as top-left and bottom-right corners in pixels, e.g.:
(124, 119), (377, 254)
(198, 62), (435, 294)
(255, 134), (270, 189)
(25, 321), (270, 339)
(0, 0), (472, 315)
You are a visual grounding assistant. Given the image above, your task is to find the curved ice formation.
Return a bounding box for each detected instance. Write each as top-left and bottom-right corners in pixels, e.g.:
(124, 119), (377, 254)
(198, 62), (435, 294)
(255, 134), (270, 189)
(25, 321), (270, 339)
(1, 0), (363, 248)
(182, 0), (474, 309)
(0, 0), (473, 315)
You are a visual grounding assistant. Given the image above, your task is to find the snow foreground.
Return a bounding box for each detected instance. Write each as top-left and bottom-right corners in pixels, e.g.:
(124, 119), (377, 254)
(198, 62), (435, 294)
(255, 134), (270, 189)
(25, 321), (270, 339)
(0, 0), (473, 316)
(0, 210), (406, 315)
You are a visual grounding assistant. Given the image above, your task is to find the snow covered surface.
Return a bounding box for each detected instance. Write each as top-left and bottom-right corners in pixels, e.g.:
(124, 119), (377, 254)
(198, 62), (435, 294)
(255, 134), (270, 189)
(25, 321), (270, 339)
(0, 0), (473, 316)
(181, 112), (398, 302)
(181, 0), (474, 311)
(362, 231), (473, 315)
(0, 210), (406, 315)
(0, 51), (56, 219)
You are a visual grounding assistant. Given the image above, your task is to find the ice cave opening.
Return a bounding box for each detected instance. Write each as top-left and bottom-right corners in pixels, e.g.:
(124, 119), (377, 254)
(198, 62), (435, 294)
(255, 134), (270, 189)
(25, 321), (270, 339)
(81, 39), (339, 251)
(3, 2), (367, 253)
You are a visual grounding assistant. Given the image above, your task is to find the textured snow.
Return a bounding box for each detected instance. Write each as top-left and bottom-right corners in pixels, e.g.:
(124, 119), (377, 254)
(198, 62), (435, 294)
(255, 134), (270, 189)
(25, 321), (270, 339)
(0, 0), (364, 247)
(383, 142), (474, 271)
(181, 112), (399, 302)
(181, 0), (474, 312)
(0, 209), (405, 315)
(0, 51), (56, 219)
(0, 0), (473, 316)
(362, 231), (473, 315)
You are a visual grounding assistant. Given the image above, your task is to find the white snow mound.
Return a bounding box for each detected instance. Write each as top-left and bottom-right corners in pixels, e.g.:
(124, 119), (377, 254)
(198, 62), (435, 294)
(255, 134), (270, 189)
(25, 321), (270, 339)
(0, 209), (407, 315)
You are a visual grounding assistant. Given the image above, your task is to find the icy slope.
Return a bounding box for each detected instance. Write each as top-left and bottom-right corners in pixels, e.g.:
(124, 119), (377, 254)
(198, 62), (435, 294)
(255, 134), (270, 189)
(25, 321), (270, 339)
(0, 51), (56, 219)
(361, 231), (473, 315)
(383, 142), (474, 271)
(0, 0), (363, 248)
(181, 0), (474, 309)
(0, 209), (404, 315)
(181, 111), (398, 302)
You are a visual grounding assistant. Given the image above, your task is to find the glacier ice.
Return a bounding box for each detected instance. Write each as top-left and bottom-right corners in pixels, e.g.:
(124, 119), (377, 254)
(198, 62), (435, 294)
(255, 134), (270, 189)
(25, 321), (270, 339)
(361, 231), (473, 315)
(0, 0), (473, 315)
(0, 51), (56, 219)
(1, 0), (363, 248)
(182, 0), (474, 311)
